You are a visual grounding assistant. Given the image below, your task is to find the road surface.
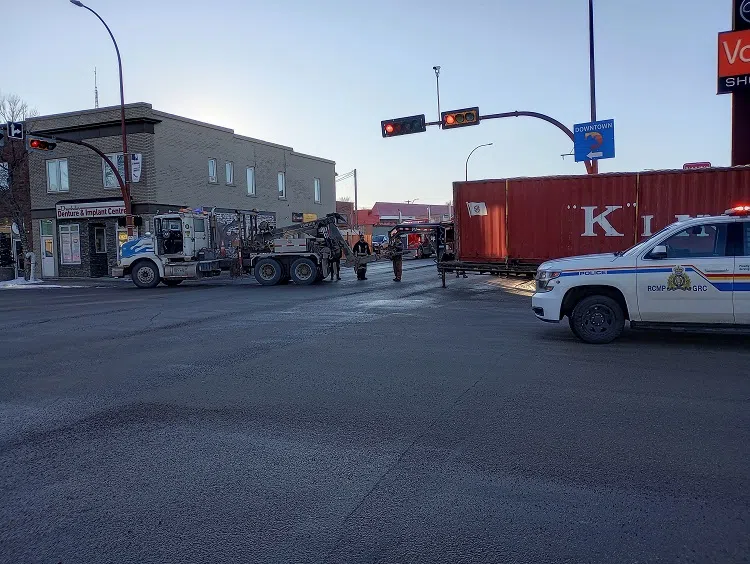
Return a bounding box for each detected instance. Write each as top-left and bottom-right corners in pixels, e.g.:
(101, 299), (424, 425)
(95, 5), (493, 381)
(1, 260), (748, 563)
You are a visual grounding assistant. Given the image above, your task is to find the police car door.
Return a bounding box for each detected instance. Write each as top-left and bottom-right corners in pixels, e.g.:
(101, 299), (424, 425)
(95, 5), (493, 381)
(636, 221), (734, 323)
(734, 220), (750, 324)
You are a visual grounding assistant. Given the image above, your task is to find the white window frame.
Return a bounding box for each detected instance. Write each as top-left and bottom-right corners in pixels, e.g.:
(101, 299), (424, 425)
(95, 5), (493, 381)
(102, 153), (125, 189)
(46, 159), (70, 193)
(94, 226), (107, 254)
(225, 161), (234, 185)
(246, 166), (256, 196)
(59, 224), (81, 265)
(314, 177), (321, 204)
(278, 172), (286, 200)
(208, 158), (218, 184)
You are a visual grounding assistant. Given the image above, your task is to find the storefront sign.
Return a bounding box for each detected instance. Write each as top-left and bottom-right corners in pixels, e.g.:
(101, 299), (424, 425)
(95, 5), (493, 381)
(56, 201), (126, 219)
(131, 153), (142, 183)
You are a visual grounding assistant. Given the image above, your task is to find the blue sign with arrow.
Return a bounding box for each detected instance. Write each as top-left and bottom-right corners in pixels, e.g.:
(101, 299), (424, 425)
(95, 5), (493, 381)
(573, 119), (615, 162)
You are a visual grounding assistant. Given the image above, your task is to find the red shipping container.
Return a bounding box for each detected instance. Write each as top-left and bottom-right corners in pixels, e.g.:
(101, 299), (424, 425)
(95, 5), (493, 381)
(453, 167), (750, 267)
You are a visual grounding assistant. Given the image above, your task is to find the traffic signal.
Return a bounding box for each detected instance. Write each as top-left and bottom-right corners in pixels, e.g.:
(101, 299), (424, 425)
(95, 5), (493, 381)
(27, 137), (57, 152)
(441, 107), (480, 129)
(381, 114), (426, 138)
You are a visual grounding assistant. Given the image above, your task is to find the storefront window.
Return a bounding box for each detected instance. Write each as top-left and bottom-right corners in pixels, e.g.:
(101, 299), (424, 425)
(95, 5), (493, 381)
(59, 224), (81, 265)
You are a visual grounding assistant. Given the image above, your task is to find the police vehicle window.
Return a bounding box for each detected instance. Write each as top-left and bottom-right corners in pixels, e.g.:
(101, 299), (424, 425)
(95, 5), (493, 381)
(169, 220), (181, 230)
(194, 219), (205, 233)
(743, 222), (750, 256)
(660, 223), (728, 258)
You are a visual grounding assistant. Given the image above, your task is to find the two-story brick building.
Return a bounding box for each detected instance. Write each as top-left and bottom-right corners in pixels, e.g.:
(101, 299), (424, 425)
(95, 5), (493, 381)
(27, 103), (336, 278)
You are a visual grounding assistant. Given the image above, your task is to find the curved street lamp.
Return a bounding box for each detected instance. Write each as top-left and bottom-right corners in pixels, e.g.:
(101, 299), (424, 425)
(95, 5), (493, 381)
(70, 0), (134, 237)
(465, 143), (493, 181)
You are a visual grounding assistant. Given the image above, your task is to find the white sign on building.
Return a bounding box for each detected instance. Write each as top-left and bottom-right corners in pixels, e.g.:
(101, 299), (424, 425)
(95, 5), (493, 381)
(56, 201), (126, 219)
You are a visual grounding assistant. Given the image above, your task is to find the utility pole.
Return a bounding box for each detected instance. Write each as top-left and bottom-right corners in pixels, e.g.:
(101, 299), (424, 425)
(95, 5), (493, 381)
(353, 168), (358, 233)
(433, 66), (441, 123)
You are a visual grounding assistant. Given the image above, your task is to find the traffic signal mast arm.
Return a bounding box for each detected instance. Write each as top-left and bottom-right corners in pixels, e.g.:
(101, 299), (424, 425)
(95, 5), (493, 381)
(383, 108), (593, 174)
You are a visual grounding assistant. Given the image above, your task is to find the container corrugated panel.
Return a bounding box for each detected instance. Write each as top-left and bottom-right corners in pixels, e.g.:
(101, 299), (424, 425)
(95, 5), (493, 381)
(453, 181), (508, 261)
(454, 167), (750, 266)
(507, 173), (637, 262)
(638, 168), (750, 238)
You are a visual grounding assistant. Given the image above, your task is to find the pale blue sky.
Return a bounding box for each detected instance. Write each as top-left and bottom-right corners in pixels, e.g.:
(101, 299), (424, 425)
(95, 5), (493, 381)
(5, 0), (732, 207)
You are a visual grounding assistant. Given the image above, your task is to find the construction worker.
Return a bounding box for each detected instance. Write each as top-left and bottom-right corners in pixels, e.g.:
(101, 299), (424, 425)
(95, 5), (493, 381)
(352, 234), (371, 280)
(391, 235), (404, 282)
(329, 240), (342, 281)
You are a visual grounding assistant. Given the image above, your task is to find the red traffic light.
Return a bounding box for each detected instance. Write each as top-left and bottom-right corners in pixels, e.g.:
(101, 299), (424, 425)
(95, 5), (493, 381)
(441, 107), (480, 129)
(381, 114), (426, 138)
(28, 138), (57, 151)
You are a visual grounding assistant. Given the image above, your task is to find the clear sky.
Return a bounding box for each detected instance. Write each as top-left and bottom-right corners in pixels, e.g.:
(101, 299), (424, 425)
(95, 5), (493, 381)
(4, 0), (732, 207)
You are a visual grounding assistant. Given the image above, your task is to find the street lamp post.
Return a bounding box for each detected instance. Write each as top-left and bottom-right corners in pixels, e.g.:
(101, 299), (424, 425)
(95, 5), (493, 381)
(465, 143), (493, 181)
(70, 0), (134, 238)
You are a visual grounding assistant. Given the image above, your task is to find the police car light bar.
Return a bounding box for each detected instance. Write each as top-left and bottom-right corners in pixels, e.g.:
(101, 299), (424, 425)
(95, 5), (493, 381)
(724, 205), (750, 216)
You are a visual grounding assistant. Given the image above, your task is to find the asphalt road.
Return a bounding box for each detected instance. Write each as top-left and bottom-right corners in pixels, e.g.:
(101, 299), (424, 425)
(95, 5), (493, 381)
(1, 260), (748, 564)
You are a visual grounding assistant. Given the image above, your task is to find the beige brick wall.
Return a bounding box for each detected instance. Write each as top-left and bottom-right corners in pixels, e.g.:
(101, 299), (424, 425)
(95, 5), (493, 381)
(151, 112), (335, 224)
(28, 132), (155, 211)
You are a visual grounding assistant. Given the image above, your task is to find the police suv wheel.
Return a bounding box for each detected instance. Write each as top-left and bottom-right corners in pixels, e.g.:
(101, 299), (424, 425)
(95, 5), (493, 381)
(131, 260), (160, 289)
(571, 295), (625, 344)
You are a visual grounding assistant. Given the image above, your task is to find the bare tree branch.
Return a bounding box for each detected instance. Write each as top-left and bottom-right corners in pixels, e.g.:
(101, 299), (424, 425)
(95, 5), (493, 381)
(0, 93), (37, 279)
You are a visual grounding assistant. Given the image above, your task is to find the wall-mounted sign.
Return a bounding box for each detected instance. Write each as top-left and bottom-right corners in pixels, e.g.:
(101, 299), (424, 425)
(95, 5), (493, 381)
(292, 213), (304, 223)
(718, 29), (750, 94)
(56, 201), (126, 219)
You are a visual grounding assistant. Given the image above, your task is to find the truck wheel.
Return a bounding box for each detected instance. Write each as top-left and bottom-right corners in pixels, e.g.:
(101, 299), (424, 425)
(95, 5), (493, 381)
(290, 258), (318, 285)
(571, 295), (625, 344)
(131, 260), (160, 289)
(254, 258), (282, 286)
(162, 279), (183, 287)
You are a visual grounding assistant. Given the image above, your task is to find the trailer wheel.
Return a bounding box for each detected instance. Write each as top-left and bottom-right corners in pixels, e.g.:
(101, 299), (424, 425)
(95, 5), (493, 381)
(162, 279), (183, 287)
(131, 260), (160, 289)
(290, 258), (318, 285)
(570, 295), (624, 344)
(254, 258), (282, 286)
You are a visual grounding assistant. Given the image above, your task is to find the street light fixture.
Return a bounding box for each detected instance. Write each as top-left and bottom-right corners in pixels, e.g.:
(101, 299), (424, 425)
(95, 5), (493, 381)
(70, 0), (134, 238)
(465, 143), (493, 181)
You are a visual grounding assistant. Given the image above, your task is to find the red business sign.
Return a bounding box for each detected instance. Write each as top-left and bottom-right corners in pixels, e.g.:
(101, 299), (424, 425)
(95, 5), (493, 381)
(683, 162), (712, 170)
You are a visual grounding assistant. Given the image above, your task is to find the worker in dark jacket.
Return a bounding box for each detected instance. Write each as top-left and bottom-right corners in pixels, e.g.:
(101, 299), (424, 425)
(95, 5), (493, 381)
(391, 235), (404, 282)
(352, 234), (371, 280)
(329, 240), (342, 281)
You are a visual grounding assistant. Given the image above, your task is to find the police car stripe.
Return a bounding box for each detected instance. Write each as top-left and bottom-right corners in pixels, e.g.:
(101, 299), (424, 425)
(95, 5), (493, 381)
(557, 265), (750, 291)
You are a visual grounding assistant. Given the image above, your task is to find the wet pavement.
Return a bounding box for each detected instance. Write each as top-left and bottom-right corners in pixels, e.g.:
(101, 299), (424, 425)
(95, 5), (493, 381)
(0, 260), (748, 563)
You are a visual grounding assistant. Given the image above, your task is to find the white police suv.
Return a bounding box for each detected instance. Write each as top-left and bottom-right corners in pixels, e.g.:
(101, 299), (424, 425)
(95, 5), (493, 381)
(532, 206), (750, 343)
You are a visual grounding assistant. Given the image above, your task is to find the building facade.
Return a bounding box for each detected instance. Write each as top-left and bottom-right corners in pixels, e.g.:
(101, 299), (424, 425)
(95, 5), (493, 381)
(27, 103), (336, 278)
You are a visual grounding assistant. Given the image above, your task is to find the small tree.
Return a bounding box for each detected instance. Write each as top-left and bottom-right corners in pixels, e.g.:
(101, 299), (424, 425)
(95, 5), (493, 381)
(0, 93), (38, 279)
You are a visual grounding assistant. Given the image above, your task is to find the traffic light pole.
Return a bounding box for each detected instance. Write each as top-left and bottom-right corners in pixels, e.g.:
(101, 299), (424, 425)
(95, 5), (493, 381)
(588, 0), (599, 175)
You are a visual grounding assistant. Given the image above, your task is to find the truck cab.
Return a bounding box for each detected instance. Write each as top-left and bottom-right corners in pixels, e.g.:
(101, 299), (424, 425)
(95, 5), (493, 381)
(112, 211), (222, 288)
(532, 206), (750, 343)
(154, 214), (209, 260)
